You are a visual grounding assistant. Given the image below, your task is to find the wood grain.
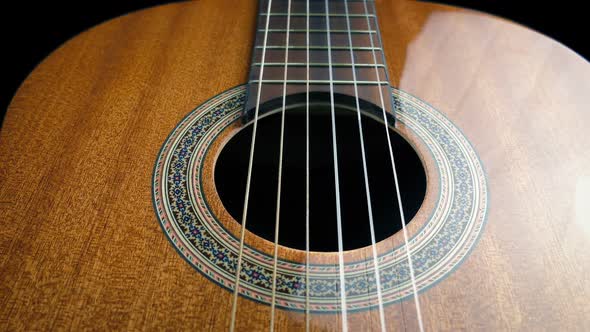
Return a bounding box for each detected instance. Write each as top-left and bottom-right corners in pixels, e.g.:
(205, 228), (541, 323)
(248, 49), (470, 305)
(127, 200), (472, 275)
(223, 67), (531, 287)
(1, 1), (589, 330)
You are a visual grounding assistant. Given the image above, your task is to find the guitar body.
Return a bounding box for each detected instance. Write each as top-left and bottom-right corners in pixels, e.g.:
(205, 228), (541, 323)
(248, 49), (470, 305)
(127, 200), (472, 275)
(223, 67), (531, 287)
(1, 1), (589, 331)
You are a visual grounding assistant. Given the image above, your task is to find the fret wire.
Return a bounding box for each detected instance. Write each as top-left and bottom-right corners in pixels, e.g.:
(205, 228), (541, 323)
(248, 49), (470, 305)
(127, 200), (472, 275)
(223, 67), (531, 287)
(253, 62), (385, 67)
(256, 46), (381, 50)
(251, 79), (389, 85)
(259, 0), (374, 5)
(250, 66), (384, 83)
(259, 29), (376, 33)
(260, 13), (376, 17)
(259, 0), (374, 4)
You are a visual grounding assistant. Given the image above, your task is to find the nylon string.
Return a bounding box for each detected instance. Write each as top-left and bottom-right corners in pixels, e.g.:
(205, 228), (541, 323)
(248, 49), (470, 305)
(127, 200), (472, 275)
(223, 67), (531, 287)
(343, 0), (386, 330)
(305, 0), (311, 331)
(269, 0), (293, 330)
(324, 0), (349, 331)
(229, 0), (274, 330)
(362, 0), (425, 331)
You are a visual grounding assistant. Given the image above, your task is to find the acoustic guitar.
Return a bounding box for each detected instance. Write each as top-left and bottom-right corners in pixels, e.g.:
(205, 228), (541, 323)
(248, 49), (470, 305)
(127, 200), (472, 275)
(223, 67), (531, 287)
(1, 1), (589, 331)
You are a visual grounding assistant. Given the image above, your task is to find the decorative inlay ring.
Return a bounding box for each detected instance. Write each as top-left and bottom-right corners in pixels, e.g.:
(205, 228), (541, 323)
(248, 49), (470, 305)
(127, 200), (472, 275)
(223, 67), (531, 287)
(152, 85), (488, 312)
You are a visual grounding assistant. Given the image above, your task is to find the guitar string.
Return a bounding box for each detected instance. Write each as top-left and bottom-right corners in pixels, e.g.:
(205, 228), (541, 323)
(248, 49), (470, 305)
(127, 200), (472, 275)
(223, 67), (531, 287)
(362, 0), (425, 331)
(342, 0), (386, 331)
(305, 0), (311, 331)
(324, 0), (349, 331)
(269, 0), (292, 330)
(229, 0), (274, 330)
(233, 2), (424, 331)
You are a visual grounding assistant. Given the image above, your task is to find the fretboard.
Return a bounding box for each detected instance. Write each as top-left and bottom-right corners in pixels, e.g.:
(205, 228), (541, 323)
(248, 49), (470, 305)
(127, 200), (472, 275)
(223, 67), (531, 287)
(244, 0), (394, 121)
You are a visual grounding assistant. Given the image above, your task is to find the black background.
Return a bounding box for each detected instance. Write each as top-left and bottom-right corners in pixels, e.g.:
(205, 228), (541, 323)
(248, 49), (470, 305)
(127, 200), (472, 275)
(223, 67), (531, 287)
(1, 1), (588, 126)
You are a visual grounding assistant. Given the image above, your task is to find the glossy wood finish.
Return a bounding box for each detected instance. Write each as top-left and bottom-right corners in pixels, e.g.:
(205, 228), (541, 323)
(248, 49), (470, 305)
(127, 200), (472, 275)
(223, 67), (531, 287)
(1, 1), (589, 330)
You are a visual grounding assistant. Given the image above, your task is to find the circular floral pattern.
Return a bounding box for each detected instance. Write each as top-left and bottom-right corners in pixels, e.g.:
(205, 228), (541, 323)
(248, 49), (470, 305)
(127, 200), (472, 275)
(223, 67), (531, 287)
(152, 85), (488, 312)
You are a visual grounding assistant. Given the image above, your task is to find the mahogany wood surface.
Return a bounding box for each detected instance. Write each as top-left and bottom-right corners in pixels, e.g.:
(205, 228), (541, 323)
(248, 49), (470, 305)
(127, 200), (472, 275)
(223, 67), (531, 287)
(1, 1), (589, 330)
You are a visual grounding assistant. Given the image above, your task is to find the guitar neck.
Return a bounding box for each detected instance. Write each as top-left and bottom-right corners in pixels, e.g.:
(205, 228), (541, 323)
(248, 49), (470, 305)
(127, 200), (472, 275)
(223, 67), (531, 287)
(244, 0), (395, 121)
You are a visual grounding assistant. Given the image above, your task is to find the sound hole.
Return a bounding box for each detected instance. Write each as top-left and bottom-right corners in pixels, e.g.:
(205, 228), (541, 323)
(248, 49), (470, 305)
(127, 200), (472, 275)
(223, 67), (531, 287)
(214, 101), (426, 252)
